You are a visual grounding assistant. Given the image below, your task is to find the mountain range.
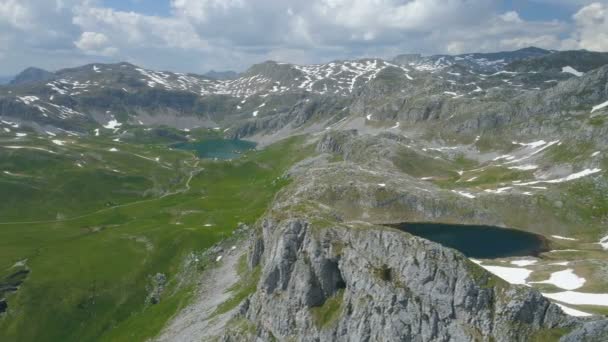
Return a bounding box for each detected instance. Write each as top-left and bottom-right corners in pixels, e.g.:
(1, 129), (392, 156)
(1, 46), (608, 341)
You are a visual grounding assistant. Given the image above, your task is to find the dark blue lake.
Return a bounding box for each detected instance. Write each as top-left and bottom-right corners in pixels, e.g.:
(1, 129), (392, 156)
(172, 139), (256, 159)
(390, 222), (548, 259)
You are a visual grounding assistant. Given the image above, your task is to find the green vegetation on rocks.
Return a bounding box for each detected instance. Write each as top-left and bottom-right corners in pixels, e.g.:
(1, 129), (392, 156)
(310, 289), (345, 329)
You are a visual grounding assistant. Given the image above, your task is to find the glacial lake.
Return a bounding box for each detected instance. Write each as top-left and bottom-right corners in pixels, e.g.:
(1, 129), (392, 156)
(390, 222), (548, 259)
(172, 139), (256, 159)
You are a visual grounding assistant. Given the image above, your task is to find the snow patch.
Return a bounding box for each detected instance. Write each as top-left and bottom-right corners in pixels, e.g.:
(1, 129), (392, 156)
(17, 96), (39, 105)
(555, 303), (592, 317)
(532, 269), (586, 290)
(508, 164), (538, 171)
(562, 66), (583, 77)
(484, 187), (512, 194)
(1, 120), (19, 128)
(542, 291), (608, 307)
(103, 120), (122, 129)
(591, 100), (608, 113)
(551, 235), (577, 241)
(52, 140), (65, 146)
(479, 265), (532, 285)
(510, 259), (538, 267)
(452, 190), (476, 199)
(599, 235), (608, 250)
(2, 145), (57, 154)
(109, 148), (118, 152)
(493, 154), (515, 161)
(513, 140), (547, 149)
(515, 168), (602, 186)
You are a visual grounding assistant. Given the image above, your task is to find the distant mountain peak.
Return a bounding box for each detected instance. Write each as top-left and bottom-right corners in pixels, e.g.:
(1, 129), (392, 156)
(393, 46), (553, 72)
(10, 67), (54, 85)
(514, 46), (550, 54)
(203, 70), (239, 80)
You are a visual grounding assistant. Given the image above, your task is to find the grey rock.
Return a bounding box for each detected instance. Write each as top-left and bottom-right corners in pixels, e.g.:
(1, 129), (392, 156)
(222, 214), (605, 342)
(211, 245), (225, 254)
(316, 130), (358, 154)
(560, 320), (608, 342)
(147, 273), (167, 305)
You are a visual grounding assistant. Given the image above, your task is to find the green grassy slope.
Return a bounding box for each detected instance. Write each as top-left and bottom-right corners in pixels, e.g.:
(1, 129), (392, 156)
(0, 132), (312, 342)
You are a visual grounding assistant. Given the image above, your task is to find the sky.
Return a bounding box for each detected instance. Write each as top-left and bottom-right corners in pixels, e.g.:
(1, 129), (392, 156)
(0, 0), (607, 76)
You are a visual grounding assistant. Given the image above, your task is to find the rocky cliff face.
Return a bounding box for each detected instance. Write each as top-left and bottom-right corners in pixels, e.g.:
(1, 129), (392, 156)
(209, 125), (608, 341)
(220, 212), (605, 341)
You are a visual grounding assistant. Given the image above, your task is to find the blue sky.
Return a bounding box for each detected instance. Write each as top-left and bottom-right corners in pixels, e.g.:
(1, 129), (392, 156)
(101, 0), (171, 16)
(501, 1), (572, 21)
(0, 0), (606, 76)
(100, 0), (586, 22)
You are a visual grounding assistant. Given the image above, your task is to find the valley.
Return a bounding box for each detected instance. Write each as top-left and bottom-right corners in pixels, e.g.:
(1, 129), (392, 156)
(1, 46), (608, 340)
(0, 127), (311, 341)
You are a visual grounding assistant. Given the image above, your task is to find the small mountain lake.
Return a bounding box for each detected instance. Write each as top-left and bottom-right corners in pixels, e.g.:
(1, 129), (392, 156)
(172, 139), (256, 159)
(389, 222), (548, 259)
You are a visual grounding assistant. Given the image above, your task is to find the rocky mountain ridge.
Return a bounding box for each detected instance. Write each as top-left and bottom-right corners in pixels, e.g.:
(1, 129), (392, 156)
(1, 47), (606, 141)
(393, 46), (554, 72)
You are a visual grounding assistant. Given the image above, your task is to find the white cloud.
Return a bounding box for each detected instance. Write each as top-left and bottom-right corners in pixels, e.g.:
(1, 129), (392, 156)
(0, 0), (32, 30)
(75, 31), (117, 56)
(312, 0), (492, 31)
(0, 0), (606, 76)
(73, 7), (207, 50)
(423, 9), (565, 55)
(562, 2), (608, 51)
(499, 11), (523, 24)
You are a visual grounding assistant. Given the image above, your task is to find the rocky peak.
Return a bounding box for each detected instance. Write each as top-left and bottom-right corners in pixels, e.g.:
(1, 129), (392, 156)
(222, 211), (606, 341)
(10, 67), (55, 86)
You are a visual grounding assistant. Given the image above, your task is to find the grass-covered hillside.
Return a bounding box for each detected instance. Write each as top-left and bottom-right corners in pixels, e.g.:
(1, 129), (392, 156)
(0, 128), (312, 342)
